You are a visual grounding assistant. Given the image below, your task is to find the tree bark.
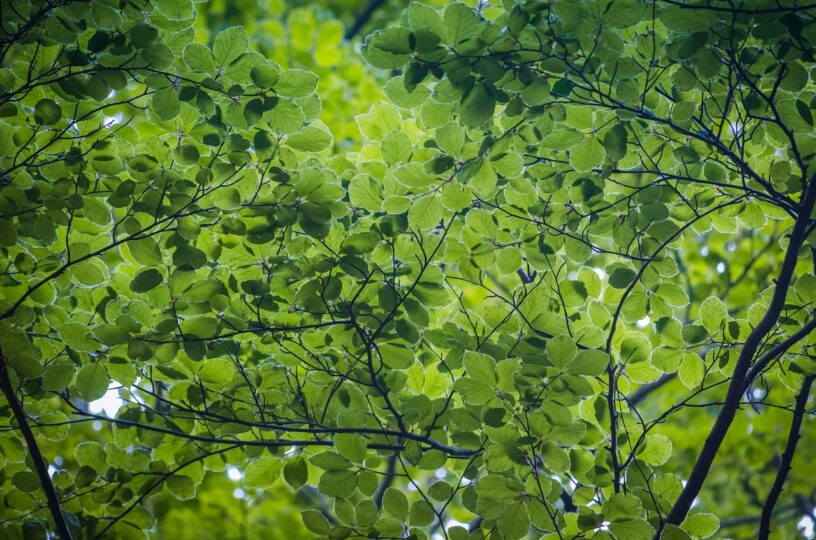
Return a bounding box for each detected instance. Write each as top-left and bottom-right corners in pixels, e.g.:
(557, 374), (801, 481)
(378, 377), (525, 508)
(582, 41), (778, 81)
(664, 176), (816, 528)
(0, 360), (73, 539)
(758, 375), (815, 540)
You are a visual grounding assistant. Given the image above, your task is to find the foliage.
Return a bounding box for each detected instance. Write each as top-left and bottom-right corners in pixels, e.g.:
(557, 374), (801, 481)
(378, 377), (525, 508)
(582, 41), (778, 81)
(1, 1), (816, 539)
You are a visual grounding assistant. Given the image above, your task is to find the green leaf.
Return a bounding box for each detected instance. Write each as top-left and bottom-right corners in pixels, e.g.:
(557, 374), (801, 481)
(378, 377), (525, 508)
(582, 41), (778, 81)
(444, 3), (481, 44)
(621, 334), (651, 364)
(213, 27), (249, 66)
(408, 195), (442, 229)
(603, 124), (628, 161)
(547, 335), (577, 369)
(59, 323), (99, 352)
(470, 159), (498, 196)
(699, 297), (727, 335)
(130, 269), (163, 293)
(285, 125), (332, 152)
(455, 378), (495, 405)
(167, 475), (196, 499)
(34, 99), (61, 125)
(570, 138), (604, 171)
(267, 98), (305, 133)
(93, 324), (129, 346)
(608, 519), (654, 540)
(250, 64), (280, 88)
(379, 343), (414, 369)
(609, 267), (636, 289)
(682, 325), (708, 345)
(128, 238), (163, 265)
(183, 279), (222, 302)
(141, 43), (173, 69)
(197, 358), (234, 385)
(245, 456), (281, 488)
(409, 500), (435, 526)
(356, 499), (378, 526)
(463, 351), (496, 385)
(552, 79), (575, 97)
(0, 220), (17, 246)
(681, 513), (719, 538)
(602, 494), (643, 521)
(212, 187), (242, 210)
(301, 510), (331, 534)
(381, 130), (412, 164)
(76, 363), (110, 401)
(152, 87), (180, 121)
(156, 0), (193, 20)
(703, 161), (726, 182)
(22, 520), (47, 540)
(476, 475), (523, 501)
(13, 471), (41, 492)
(678, 352), (704, 389)
(276, 69), (318, 98)
(436, 122), (465, 156)
(183, 43), (216, 72)
(334, 433), (367, 463)
(1, 329), (43, 378)
(43, 361), (74, 391)
(349, 174), (383, 211)
(636, 434), (672, 466)
(82, 197), (111, 225)
(661, 524), (693, 540)
(571, 350), (610, 376)
(658, 282), (689, 307)
(383, 488), (409, 520)
(460, 83), (495, 128)
(498, 501), (530, 540)
(283, 456), (308, 489)
(384, 76), (431, 107)
(318, 469), (357, 498)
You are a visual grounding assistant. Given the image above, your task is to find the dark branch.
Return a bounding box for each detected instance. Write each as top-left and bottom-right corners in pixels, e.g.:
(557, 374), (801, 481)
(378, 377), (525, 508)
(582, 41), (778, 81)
(743, 318), (816, 391)
(373, 452), (398, 508)
(663, 175), (816, 529)
(344, 0), (387, 40)
(628, 373), (677, 406)
(660, 0), (816, 15)
(0, 359), (73, 539)
(758, 375), (815, 540)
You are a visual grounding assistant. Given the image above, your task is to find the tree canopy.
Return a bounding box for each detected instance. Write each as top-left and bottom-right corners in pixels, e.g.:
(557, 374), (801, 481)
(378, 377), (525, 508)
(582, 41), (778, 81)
(1, 0), (816, 539)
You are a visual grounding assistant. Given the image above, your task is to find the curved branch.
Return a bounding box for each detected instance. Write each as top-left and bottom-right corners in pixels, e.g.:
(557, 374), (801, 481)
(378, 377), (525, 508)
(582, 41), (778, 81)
(69, 407), (479, 458)
(92, 445), (236, 539)
(663, 175), (816, 529)
(605, 197), (745, 492)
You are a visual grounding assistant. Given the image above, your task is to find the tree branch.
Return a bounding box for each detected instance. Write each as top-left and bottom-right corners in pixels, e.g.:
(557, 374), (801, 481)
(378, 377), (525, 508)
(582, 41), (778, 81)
(663, 175), (816, 529)
(373, 452), (398, 508)
(0, 359), (73, 539)
(758, 375), (815, 540)
(660, 0), (816, 15)
(69, 406), (479, 458)
(743, 318), (816, 391)
(344, 0), (387, 40)
(628, 373), (677, 406)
